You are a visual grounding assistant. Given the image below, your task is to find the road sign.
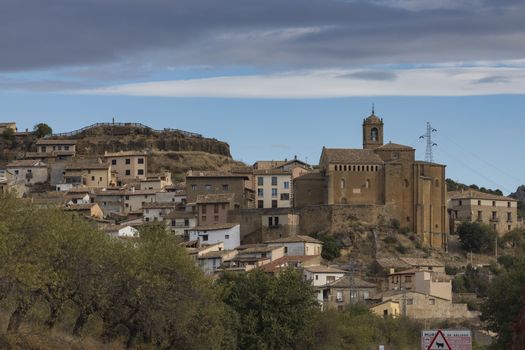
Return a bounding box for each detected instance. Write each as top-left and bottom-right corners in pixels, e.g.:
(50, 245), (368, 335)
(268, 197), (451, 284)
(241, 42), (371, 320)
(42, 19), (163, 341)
(421, 330), (472, 350)
(379, 346), (384, 350)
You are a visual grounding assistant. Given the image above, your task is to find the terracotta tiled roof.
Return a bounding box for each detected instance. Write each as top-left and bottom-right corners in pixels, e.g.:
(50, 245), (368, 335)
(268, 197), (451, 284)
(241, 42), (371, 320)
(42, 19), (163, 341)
(253, 169), (292, 175)
(7, 159), (47, 167)
(104, 151), (147, 157)
(323, 275), (377, 289)
(196, 193), (235, 204)
(448, 190), (516, 202)
(376, 142), (414, 150)
(36, 139), (77, 145)
(322, 148), (383, 164)
(191, 223), (239, 231)
(304, 266), (346, 274)
(266, 235), (322, 244)
(187, 171), (248, 179)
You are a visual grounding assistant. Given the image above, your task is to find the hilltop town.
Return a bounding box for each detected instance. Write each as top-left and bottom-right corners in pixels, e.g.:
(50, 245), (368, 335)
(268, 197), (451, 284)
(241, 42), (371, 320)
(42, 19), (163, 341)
(1, 114), (524, 347)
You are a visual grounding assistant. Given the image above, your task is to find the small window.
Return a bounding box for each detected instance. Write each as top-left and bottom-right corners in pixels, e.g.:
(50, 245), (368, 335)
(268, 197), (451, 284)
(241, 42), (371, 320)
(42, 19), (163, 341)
(138, 169), (144, 176)
(459, 200), (462, 206)
(91, 176), (95, 181)
(268, 217), (273, 226)
(508, 202), (512, 208)
(257, 177), (264, 186)
(280, 193), (290, 201)
(271, 176), (277, 186)
(258, 200), (264, 208)
(274, 216), (279, 226)
(125, 170), (131, 176)
(341, 179), (345, 189)
(478, 200), (481, 206)
(435, 179), (439, 187)
(138, 158), (144, 164)
(406, 299), (413, 305)
(214, 215), (219, 222)
(202, 234), (208, 241)
(125, 159), (131, 165)
(429, 299), (436, 305)
(258, 188), (264, 197)
(184, 219), (189, 226)
(315, 275), (318, 280)
(225, 234), (229, 240)
(191, 184), (197, 191)
(111, 159), (117, 165)
(271, 200), (278, 208)
(222, 184), (229, 191)
(492, 201), (496, 207)
(283, 181), (290, 189)
(64, 145), (69, 151)
(214, 204), (219, 213)
(271, 188), (278, 197)
(205, 184), (212, 191)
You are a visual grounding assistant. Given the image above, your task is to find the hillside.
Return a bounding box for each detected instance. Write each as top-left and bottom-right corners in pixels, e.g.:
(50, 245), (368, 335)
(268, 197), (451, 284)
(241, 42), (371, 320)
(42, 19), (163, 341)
(0, 123), (244, 175)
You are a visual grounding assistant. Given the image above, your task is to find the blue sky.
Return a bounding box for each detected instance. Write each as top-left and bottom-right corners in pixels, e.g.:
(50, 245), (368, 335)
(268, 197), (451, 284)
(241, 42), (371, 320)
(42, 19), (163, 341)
(1, 0), (524, 194)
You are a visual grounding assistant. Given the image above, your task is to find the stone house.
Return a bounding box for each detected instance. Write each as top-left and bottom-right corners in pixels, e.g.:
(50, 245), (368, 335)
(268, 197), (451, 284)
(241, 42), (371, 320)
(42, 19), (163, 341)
(64, 162), (112, 188)
(142, 202), (178, 222)
(0, 122), (17, 133)
(104, 151), (148, 184)
(448, 189), (522, 235)
(35, 139), (77, 157)
(195, 193), (235, 226)
(64, 203), (104, 219)
(236, 244), (285, 263)
(266, 235), (323, 256)
(375, 290), (479, 320)
(294, 112), (448, 249)
(197, 249), (238, 275)
(369, 300), (401, 318)
(388, 270), (452, 301)
(304, 266), (346, 287)
(166, 210), (197, 236)
(7, 159), (48, 186)
(188, 223), (241, 250)
(186, 171), (254, 209)
(320, 276), (378, 311)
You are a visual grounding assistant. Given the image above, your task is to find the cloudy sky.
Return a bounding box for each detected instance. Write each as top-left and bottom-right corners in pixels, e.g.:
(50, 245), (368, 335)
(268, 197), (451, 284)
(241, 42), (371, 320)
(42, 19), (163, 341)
(1, 0), (524, 193)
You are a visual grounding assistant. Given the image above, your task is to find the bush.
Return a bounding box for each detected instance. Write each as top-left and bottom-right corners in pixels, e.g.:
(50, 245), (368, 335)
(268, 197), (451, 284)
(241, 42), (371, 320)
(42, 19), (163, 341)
(390, 218), (401, 230)
(395, 244), (408, 254)
(445, 266), (461, 276)
(399, 227), (411, 235)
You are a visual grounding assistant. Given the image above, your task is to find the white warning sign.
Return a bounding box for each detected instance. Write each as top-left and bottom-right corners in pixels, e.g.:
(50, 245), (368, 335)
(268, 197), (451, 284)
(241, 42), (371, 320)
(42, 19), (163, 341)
(421, 330), (472, 350)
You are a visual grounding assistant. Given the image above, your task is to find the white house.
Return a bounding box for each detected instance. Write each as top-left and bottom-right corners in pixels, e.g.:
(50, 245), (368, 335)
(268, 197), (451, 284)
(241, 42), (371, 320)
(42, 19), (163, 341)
(167, 210), (197, 236)
(188, 223), (241, 250)
(303, 266), (346, 287)
(106, 224), (140, 238)
(7, 159), (48, 185)
(266, 235), (323, 256)
(142, 202), (178, 222)
(254, 169), (292, 209)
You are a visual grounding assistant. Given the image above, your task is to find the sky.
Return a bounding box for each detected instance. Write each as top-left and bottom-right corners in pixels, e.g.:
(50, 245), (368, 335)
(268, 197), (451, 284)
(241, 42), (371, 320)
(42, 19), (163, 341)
(1, 0), (524, 194)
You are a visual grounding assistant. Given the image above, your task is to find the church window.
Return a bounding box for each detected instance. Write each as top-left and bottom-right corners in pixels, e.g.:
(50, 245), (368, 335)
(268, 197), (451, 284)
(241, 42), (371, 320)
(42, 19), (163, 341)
(371, 127), (378, 141)
(358, 166), (361, 171)
(365, 179), (370, 189)
(404, 179), (409, 188)
(341, 197), (347, 204)
(344, 165), (347, 171)
(353, 165), (356, 171)
(406, 216), (410, 222)
(366, 166), (369, 171)
(341, 179), (346, 189)
(435, 179), (440, 187)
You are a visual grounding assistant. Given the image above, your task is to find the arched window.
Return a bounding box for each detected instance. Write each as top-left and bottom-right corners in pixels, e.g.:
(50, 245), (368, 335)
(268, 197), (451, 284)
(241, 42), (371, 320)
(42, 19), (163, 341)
(435, 179), (440, 187)
(341, 179), (346, 189)
(365, 179), (370, 189)
(341, 197), (348, 204)
(404, 179), (409, 188)
(371, 127), (379, 141)
(344, 165), (347, 171)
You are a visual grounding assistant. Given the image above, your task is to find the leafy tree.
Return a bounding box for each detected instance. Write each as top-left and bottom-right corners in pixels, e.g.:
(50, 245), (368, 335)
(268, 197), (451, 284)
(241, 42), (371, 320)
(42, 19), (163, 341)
(481, 258), (525, 349)
(458, 222), (497, 253)
(503, 229), (525, 248)
(311, 233), (341, 261)
(33, 123), (52, 138)
(218, 269), (318, 350)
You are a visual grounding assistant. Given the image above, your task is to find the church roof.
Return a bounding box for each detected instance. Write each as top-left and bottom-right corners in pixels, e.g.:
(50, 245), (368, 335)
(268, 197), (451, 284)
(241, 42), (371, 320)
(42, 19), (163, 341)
(322, 148), (384, 164)
(376, 142), (414, 151)
(364, 114), (383, 124)
(448, 189), (516, 201)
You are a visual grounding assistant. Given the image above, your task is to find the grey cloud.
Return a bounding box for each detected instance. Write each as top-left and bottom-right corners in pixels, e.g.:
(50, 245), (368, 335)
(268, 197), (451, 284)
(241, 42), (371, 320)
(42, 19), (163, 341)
(475, 76), (511, 84)
(338, 70), (397, 81)
(1, 0), (525, 75)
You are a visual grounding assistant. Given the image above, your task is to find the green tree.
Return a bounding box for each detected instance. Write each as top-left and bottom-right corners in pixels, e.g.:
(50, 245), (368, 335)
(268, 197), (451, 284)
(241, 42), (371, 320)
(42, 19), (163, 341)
(33, 123), (53, 138)
(481, 258), (525, 349)
(458, 222), (497, 253)
(218, 269), (318, 350)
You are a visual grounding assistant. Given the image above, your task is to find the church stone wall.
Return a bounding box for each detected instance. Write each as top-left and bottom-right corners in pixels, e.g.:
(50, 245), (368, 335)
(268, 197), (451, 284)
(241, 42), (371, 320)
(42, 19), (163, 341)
(328, 167), (384, 205)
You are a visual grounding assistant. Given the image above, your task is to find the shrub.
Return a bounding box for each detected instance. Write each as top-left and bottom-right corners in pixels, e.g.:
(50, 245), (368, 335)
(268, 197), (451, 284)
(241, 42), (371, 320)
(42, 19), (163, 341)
(383, 236), (398, 245)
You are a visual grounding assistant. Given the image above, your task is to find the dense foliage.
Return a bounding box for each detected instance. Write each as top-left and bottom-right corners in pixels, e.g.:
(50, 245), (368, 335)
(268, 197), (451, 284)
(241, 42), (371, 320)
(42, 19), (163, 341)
(0, 195), (424, 349)
(446, 179), (503, 196)
(458, 222), (497, 253)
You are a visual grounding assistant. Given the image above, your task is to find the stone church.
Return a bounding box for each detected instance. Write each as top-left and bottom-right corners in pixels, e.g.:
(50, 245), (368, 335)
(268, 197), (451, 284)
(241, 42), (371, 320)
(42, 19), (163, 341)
(294, 112), (448, 249)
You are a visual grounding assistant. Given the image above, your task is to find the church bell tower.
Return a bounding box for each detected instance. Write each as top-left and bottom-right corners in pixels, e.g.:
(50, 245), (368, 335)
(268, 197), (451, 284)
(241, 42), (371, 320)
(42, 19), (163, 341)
(362, 107), (384, 149)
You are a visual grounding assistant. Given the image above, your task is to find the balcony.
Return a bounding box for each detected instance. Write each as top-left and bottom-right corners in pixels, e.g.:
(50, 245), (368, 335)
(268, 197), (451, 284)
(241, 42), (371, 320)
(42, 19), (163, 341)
(489, 217), (499, 223)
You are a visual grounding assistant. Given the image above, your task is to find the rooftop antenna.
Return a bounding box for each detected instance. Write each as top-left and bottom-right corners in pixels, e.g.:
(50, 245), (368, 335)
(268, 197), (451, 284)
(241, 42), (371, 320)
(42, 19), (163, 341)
(419, 122), (437, 162)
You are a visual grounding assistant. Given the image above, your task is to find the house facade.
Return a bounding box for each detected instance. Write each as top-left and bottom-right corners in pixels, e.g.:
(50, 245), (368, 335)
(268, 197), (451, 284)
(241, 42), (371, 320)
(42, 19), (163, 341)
(448, 189), (521, 235)
(188, 223), (241, 250)
(104, 151), (148, 183)
(64, 162), (111, 188)
(7, 160), (48, 186)
(254, 169), (292, 209)
(266, 235), (323, 256)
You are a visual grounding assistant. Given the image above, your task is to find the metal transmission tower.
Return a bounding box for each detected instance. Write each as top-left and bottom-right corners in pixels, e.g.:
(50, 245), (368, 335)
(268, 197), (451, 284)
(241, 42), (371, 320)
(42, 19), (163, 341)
(419, 122), (437, 162)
